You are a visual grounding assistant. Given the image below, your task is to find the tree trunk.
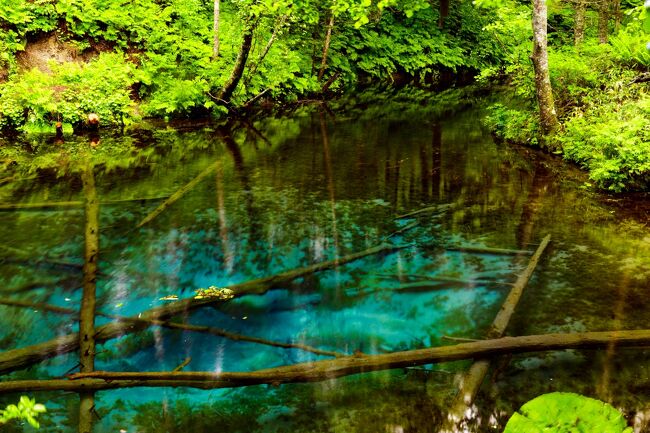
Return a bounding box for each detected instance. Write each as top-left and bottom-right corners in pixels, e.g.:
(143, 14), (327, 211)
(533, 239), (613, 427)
(244, 15), (287, 88)
(218, 21), (257, 103)
(531, 0), (561, 135)
(212, 0), (220, 59)
(438, 0), (450, 28)
(598, 0), (609, 43)
(574, 0), (586, 45)
(612, 0), (621, 32)
(4, 329), (650, 394)
(317, 15), (335, 81)
(79, 166), (99, 433)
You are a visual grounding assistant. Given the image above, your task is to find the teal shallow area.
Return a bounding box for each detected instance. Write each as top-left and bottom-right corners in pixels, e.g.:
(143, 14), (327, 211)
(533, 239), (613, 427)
(0, 92), (649, 432)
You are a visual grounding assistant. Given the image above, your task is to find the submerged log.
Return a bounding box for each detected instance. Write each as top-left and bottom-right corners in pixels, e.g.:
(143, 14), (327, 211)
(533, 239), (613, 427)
(0, 245), (85, 272)
(0, 196), (169, 212)
(394, 204), (453, 220)
(446, 234), (551, 425)
(0, 243), (405, 375)
(137, 161), (221, 228)
(0, 298), (342, 358)
(384, 220), (420, 241)
(377, 274), (513, 286)
(2, 329), (650, 394)
(79, 165), (99, 433)
(0, 298), (76, 315)
(445, 246), (533, 256)
(0, 201), (83, 211)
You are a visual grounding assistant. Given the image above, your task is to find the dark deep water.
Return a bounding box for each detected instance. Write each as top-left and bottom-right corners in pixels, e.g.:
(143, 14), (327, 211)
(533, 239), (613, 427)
(0, 90), (649, 432)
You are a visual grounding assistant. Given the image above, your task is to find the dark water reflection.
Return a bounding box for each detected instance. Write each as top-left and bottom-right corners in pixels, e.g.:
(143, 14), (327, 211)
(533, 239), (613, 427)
(0, 91), (649, 432)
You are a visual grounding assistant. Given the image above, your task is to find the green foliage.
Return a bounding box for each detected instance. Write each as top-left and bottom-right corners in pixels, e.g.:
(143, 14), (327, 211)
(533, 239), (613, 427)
(484, 103), (541, 146)
(609, 22), (650, 67)
(0, 396), (47, 429)
(560, 96), (650, 191)
(0, 53), (137, 129)
(503, 393), (632, 433)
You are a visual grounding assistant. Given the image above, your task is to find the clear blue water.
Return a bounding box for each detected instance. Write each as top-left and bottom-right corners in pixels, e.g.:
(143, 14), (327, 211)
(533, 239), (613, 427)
(0, 91), (649, 432)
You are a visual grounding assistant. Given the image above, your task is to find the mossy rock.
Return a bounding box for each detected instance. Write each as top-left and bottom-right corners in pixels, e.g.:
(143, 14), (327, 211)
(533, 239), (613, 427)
(503, 392), (633, 433)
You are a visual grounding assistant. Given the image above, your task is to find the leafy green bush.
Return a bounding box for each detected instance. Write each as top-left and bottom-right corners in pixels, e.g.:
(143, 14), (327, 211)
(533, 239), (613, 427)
(484, 103), (541, 146)
(0, 53), (137, 129)
(560, 96), (650, 191)
(0, 396), (46, 429)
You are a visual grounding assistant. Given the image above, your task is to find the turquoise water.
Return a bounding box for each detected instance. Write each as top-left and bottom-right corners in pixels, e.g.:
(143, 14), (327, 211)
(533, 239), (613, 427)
(0, 91), (649, 432)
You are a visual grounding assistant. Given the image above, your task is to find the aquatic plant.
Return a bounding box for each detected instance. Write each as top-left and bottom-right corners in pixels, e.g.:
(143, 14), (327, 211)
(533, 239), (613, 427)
(0, 396), (47, 429)
(503, 392), (633, 433)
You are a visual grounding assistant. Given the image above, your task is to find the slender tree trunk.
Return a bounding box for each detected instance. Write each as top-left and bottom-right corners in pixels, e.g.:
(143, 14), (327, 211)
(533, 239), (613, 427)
(438, 0), (450, 28)
(574, 0), (586, 45)
(244, 15), (287, 88)
(317, 15), (335, 81)
(218, 21), (257, 103)
(598, 0), (609, 43)
(212, 0), (220, 60)
(612, 0), (621, 32)
(78, 165), (99, 433)
(531, 0), (561, 135)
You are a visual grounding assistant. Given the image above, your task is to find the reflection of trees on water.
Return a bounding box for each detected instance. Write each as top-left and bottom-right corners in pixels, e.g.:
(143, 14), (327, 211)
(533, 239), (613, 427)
(0, 101), (649, 432)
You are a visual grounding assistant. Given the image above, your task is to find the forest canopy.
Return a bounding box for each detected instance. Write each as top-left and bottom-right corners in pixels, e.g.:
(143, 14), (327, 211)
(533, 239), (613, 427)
(0, 0), (648, 190)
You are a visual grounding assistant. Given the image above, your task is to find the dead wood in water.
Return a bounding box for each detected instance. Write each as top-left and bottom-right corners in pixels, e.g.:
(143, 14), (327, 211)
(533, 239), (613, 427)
(377, 274), (513, 287)
(0, 243), (405, 375)
(3, 329), (650, 394)
(79, 165), (99, 433)
(136, 161), (221, 228)
(384, 220), (420, 241)
(0, 196), (169, 212)
(446, 234), (551, 426)
(0, 298), (77, 315)
(445, 246), (533, 256)
(0, 298), (342, 358)
(0, 245), (85, 272)
(394, 204), (453, 220)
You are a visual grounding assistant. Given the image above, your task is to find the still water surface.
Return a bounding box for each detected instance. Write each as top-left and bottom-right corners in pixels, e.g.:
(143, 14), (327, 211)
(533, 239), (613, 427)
(0, 91), (649, 432)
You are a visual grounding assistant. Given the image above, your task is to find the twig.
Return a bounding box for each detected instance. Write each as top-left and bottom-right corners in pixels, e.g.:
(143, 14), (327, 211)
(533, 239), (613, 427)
(173, 358), (192, 372)
(441, 336), (481, 343)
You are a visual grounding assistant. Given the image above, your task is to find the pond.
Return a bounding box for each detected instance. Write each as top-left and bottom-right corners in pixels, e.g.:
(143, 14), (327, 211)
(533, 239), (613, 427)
(0, 88), (649, 432)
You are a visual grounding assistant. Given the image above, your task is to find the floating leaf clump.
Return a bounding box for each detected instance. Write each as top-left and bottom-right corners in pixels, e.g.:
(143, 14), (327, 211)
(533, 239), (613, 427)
(503, 392), (633, 433)
(194, 287), (235, 300)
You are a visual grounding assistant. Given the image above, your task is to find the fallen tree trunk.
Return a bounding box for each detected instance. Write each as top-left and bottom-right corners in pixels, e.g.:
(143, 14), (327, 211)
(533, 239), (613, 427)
(446, 234), (551, 425)
(2, 329), (650, 394)
(0, 243), (404, 375)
